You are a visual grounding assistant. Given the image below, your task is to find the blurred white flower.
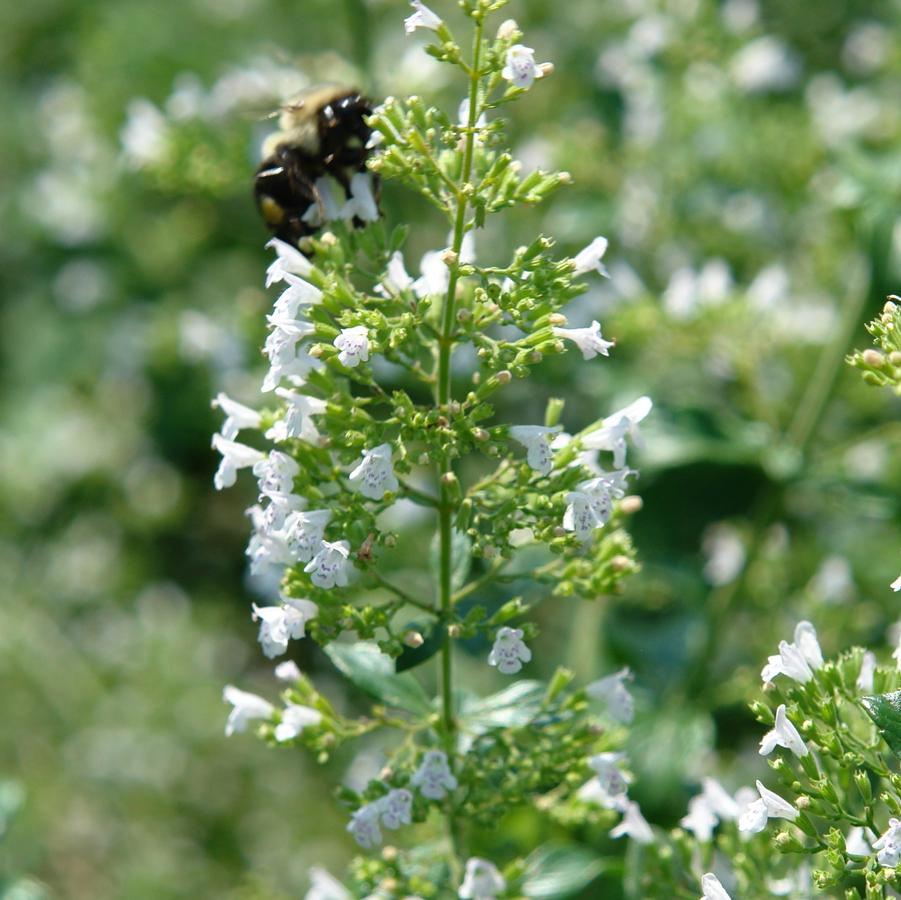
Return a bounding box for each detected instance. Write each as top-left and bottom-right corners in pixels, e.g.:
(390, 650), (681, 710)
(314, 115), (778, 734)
(275, 660), (302, 683)
(874, 819), (901, 868)
(842, 21), (890, 75)
(304, 540), (351, 588)
(488, 627), (531, 675)
(305, 867), (351, 900)
(582, 397), (652, 468)
(284, 509), (332, 563)
(340, 172), (380, 222)
(586, 667), (634, 723)
(572, 237), (610, 277)
(212, 392), (261, 440)
(223, 685), (273, 736)
(266, 388), (327, 443)
(759, 704), (808, 758)
(585, 752), (631, 810)
(212, 434), (265, 490)
(274, 703), (322, 742)
(377, 251), (414, 296)
(700, 873), (732, 900)
(404, 0), (442, 34)
(334, 325), (370, 368)
(681, 795), (718, 841)
(700, 778), (740, 821)
(252, 596), (317, 658)
(794, 620), (824, 669)
(702, 523), (746, 586)
(891, 575), (901, 592)
(349, 443), (399, 500)
(121, 98), (170, 168)
(378, 788), (413, 829)
(857, 651), (877, 693)
(610, 800), (654, 843)
(459, 858), (506, 900)
(738, 781), (798, 833)
(553, 320), (614, 360)
(846, 826), (872, 856)
(502, 45), (543, 90)
(413, 249), (450, 297)
(265, 238), (313, 286)
(411, 750), (457, 800)
(347, 803), (382, 849)
(301, 176), (342, 227)
(509, 424), (562, 475)
(730, 36), (800, 93)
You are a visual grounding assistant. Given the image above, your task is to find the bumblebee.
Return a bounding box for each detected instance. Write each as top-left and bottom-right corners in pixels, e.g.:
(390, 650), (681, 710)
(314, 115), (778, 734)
(254, 85), (380, 245)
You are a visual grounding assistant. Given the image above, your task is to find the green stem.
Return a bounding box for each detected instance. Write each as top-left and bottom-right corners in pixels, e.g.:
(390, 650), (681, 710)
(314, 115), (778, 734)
(435, 14), (484, 875)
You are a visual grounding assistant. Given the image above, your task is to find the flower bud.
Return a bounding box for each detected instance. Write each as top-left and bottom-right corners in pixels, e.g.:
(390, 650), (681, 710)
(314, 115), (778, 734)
(795, 794), (811, 809)
(862, 349), (885, 367)
(774, 831), (804, 852)
(885, 296), (899, 313)
(441, 249), (458, 267)
(890, 351), (901, 366)
(497, 18), (519, 40)
(548, 313), (567, 325)
(539, 62), (555, 78)
(457, 308), (472, 322)
(382, 846), (398, 862)
(610, 554), (631, 572)
(403, 631), (424, 648)
(854, 769), (873, 803)
(620, 495), (643, 514)
(472, 427), (489, 441)
(320, 231), (337, 246)
(496, 370), (512, 384)
(448, 624), (462, 638)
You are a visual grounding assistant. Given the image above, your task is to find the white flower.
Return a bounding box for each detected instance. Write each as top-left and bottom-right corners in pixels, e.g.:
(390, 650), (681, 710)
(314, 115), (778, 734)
(610, 800), (654, 844)
(404, 0), (442, 34)
(509, 424), (562, 475)
(274, 703), (322, 742)
(212, 434), (265, 490)
(340, 172), (380, 223)
(377, 251), (414, 296)
(301, 176), (342, 227)
(793, 620), (824, 669)
(700, 873), (732, 900)
(502, 45), (543, 90)
(265, 238), (313, 287)
(585, 752), (631, 810)
(413, 249), (449, 297)
(349, 443), (399, 500)
(892, 574), (901, 592)
(265, 312), (316, 366)
(251, 596), (317, 658)
(874, 818), (901, 868)
(582, 397), (653, 468)
(857, 651), (877, 693)
(701, 778), (741, 821)
(272, 272), (322, 319)
(573, 237), (610, 277)
(275, 660), (302, 683)
(262, 347), (322, 393)
(245, 506), (294, 575)
(304, 539), (351, 588)
(378, 788), (413, 829)
(846, 826), (872, 857)
(563, 470), (630, 541)
(459, 858), (506, 900)
(681, 795), (718, 842)
(284, 509), (332, 563)
(759, 704), (808, 758)
(212, 392), (261, 440)
(305, 867), (351, 900)
(586, 667), (634, 723)
(334, 325), (370, 368)
(738, 781), (798, 833)
(553, 320), (614, 360)
(411, 750), (458, 800)
(266, 388), (327, 443)
(760, 639), (814, 685)
(253, 450), (299, 501)
(347, 803), (382, 849)
(487, 627), (531, 675)
(731, 36), (800, 94)
(223, 685), (273, 736)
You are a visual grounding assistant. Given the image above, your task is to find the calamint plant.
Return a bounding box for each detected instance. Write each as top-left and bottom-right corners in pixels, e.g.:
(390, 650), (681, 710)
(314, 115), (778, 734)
(211, 0), (652, 896)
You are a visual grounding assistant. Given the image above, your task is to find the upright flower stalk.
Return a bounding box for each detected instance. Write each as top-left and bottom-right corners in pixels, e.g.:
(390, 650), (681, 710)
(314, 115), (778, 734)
(213, 1), (649, 894)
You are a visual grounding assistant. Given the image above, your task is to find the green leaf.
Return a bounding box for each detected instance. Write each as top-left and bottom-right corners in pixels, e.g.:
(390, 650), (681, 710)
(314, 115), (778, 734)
(861, 690), (901, 757)
(519, 844), (605, 898)
(324, 642), (432, 716)
(459, 680), (544, 733)
(429, 529), (472, 592)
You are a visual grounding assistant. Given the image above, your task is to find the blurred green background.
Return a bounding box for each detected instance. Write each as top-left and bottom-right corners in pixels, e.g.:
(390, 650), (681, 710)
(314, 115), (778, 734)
(2, 0), (900, 896)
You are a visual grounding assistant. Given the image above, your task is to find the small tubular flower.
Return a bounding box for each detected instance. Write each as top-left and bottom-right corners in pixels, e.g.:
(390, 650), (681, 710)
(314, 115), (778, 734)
(458, 858), (505, 900)
(552, 320), (614, 360)
(509, 424), (562, 475)
(586, 666), (634, 723)
(759, 704), (808, 758)
(701, 778), (741, 821)
(266, 388), (327, 443)
(272, 272), (322, 319)
(251, 596), (317, 658)
(304, 540), (351, 589)
(585, 752), (631, 810)
(487, 627), (531, 675)
(892, 575), (901, 592)
(223, 685), (274, 736)
(610, 800), (654, 844)
(274, 703), (322, 742)
(572, 236), (610, 277)
(581, 397), (653, 468)
(793, 620), (824, 669)
(873, 819), (901, 868)
(411, 750), (458, 800)
(284, 509), (332, 563)
(212, 392), (261, 440)
(349, 443), (399, 499)
(377, 788), (413, 829)
(404, 0), (442, 34)
(738, 781), (798, 833)
(681, 795), (718, 842)
(254, 450), (300, 499)
(305, 867), (351, 900)
(502, 44), (543, 90)
(212, 434), (265, 490)
(347, 803), (382, 849)
(274, 660), (302, 683)
(700, 873), (733, 900)
(761, 639), (814, 685)
(265, 238), (313, 286)
(340, 172), (380, 223)
(334, 325), (370, 368)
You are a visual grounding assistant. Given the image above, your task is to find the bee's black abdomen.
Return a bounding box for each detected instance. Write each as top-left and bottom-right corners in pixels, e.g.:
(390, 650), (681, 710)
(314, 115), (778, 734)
(253, 150), (319, 245)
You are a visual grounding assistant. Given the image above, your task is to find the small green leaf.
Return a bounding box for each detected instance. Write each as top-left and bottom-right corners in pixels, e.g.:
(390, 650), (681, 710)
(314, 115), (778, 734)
(861, 690), (901, 757)
(459, 680), (544, 732)
(519, 844), (605, 898)
(324, 642), (431, 716)
(429, 529), (472, 591)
